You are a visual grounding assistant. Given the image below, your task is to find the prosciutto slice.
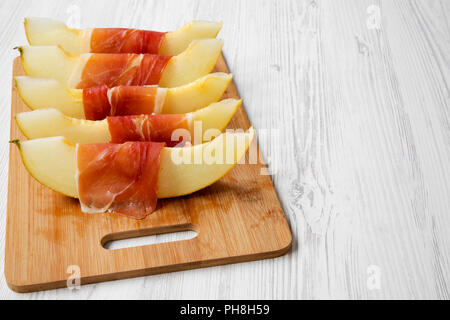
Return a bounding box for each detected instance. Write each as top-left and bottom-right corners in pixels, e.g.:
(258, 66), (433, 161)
(83, 85), (166, 120)
(76, 141), (165, 219)
(107, 114), (190, 147)
(90, 28), (166, 54)
(77, 54), (171, 89)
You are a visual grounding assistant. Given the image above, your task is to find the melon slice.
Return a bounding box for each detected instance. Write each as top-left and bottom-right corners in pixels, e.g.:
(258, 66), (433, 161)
(18, 38), (223, 88)
(15, 77), (84, 118)
(15, 98), (240, 144)
(159, 21), (222, 56)
(12, 128), (254, 198)
(24, 17), (90, 56)
(15, 73), (232, 118)
(24, 17), (222, 56)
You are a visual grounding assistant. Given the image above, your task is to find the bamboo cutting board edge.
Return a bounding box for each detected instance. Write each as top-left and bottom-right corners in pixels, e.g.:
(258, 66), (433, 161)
(7, 244), (291, 293)
(5, 55), (292, 293)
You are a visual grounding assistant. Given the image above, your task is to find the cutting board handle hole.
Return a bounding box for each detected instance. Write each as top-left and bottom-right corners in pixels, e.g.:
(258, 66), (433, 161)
(101, 224), (198, 250)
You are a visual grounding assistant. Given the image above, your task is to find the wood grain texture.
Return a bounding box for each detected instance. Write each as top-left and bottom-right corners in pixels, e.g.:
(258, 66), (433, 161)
(5, 57), (291, 292)
(0, 0), (449, 299)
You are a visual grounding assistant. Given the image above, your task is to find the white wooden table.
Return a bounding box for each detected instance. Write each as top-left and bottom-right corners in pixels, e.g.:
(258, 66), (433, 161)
(0, 0), (449, 299)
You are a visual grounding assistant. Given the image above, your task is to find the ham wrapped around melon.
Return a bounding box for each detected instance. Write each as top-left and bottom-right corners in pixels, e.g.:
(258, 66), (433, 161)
(76, 141), (164, 219)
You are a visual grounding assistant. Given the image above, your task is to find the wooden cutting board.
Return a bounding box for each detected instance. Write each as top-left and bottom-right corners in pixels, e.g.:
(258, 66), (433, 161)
(5, 55), (292, 293)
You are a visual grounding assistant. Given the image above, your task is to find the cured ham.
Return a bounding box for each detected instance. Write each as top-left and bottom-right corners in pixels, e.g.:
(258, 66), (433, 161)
(82, 85), (110, 121)
(107, 114), (190, 147)
(76, 141), (165, 219)
(90, 28), (166, 54)
(83, 85), (167, 120)
(77, 54), (171, 89)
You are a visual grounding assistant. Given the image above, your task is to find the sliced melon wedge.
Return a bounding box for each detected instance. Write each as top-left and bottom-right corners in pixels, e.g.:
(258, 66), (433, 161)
(15, 73), (232, 118)
(15, 76), (84, 118)
(15, 109), (109, 144)
(159, 21), (222, 56)
(18, 45), (78, 86)
(13, 128), (254, 198)
(158, 39), (223, 88)
(15, 99), (240, 144)
(24, 17), (222, 56)
(24, 17), (90, 56)
(18, 38), (223, 88)
(162, 72), (231, 114)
